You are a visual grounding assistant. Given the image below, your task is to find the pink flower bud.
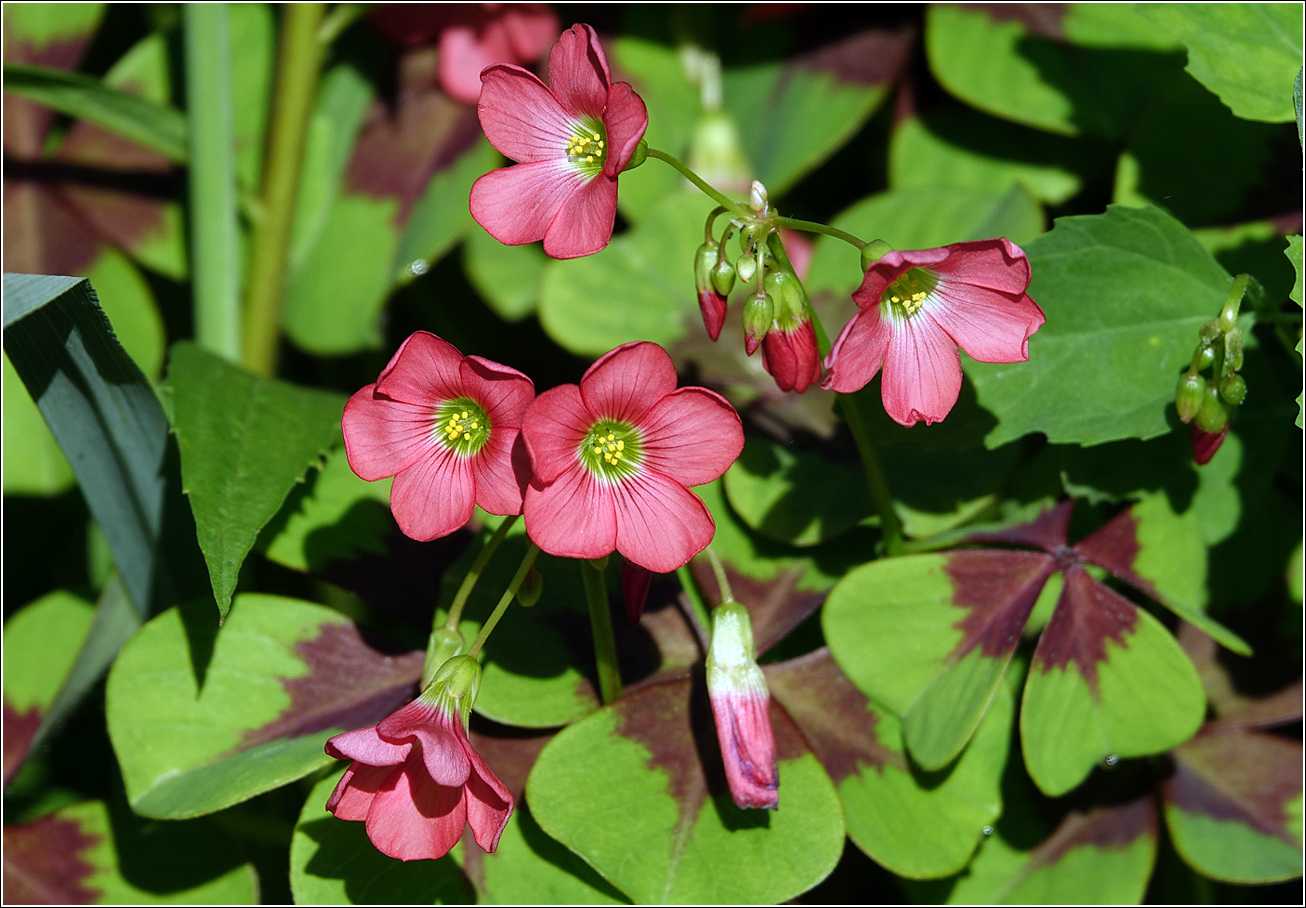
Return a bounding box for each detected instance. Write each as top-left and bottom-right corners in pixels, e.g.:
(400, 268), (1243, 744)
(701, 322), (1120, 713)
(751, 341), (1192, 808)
(706, 603), (779, 810)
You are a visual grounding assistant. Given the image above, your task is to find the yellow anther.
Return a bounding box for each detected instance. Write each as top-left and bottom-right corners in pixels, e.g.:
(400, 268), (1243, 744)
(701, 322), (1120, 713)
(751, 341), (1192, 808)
(613, 451), (622, 460)
(594, 446), (603, 455)
(461, 411), (468, 418)
(890, 295), (900, 304)
(616, 440), (624, 450)
(607, 433), (615, 441)
(586, 155), (593, 162)
(592, 132), (600, 140)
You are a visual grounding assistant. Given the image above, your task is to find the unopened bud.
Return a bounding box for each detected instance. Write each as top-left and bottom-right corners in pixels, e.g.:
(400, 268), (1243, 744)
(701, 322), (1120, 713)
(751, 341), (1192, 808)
(1196, 345), (1216, 370)
(736, 254), (757, 284)
(429, 653), (483, 727)
(1220, 374), (1246, 407)
(422, 626), (465, 689)
(711, 259), (736, 297)
(860, 239), (894, 273)
(694, 243), (719, 295)
(742, 292), (773, 355)
(1223, 328), (1244, 372)
(706, 602), (778, 810)
(1199, 319), (1221, 344)
(517, 566), (543, 607)
(625, 139), (648, 171)
(764, 270), (805, 322)
(1175, 373), (1206, 423)
(749, 180), (768, 214)
(1194, 386), (1230, 434)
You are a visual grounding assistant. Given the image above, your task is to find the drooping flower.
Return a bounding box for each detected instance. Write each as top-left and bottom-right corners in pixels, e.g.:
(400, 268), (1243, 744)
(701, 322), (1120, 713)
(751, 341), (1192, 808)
(706, 602), (779, 810)
(470, 23), (649, 259)
(342, 332), (534, 541)
(325, 656), (512, 861)
(762, 317), (821, 393)
(822, 238), (1045, 426)
(521, 342), (744, 573)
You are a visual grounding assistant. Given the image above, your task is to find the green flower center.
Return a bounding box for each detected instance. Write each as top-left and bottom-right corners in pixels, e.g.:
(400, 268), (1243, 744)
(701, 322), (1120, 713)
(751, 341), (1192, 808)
(884, 268), (938, 319)
(578, 418), (642, 481)
(434, 398), (491, 456)
(564, 118), (607, 174)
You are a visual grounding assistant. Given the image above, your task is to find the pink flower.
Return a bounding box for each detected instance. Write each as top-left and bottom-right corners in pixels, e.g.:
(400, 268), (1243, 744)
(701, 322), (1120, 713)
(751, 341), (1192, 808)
(342, 332), (534, 541)
(761, 316), (821, 393)
(521, 342), (744, 573)
(470, 23), (649, 259)
(706, 603), (779, 810)
(822, 238), (1046, 426)
(325, 656), (512, 861)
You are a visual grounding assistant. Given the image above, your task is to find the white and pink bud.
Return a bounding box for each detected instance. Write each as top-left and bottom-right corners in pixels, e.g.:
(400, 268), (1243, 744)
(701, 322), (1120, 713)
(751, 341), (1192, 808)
(706, 602), (779, 810)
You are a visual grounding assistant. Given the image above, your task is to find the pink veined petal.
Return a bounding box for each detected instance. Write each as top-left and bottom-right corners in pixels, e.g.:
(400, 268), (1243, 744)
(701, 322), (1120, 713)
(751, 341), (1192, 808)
(464, 763), (514, 853)
(521, 384), (590, 484)
(881, 313), (964, 427)
(603, 82), (648, 176)
(342, 386), (441, 482)
(711, 690), (779, 810)
(326, 725), (411, 766)
(547, 23), (610, 117)
(543, 172), (617, 259)
(459, 356), (535, 427)
(638, 387), (744, 487)
(930, 238), (1032, 295)
(365, 759), (465, 862)
(925, 280), (1045, 363)
(579, 341), (679, 424)
(472, 427), (530, 516)
(523, 467), (618, 561)
(612, 469), (716, 573)
(500, 5), (560, 60)
(853, 247), (951, 310)
(470, 159), (585, 248)
(821, 305), (893, 394)
(377, 699), (472, 788)
(438, 24), (507, 105)
(477, 63), (575, 162)
(389, 444), (477, 541)
(374, 331), (466, 406)
(326, 762), (397, 821)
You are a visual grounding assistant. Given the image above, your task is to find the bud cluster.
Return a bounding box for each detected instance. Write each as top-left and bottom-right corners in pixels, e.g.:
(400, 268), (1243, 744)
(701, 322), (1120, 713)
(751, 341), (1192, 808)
(1175, 276), (1252, 464)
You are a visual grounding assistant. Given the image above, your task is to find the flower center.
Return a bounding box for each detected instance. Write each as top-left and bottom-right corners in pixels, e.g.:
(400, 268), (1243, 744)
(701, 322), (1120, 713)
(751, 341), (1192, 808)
(578, 418), (642, 481)
(434, 398), (491, 456)
(564, 118), (606, 172)
(884, 268), (938, 319)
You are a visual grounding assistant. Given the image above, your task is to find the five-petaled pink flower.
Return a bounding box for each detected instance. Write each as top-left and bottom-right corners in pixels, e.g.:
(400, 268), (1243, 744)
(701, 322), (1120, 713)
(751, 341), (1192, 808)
(706, 603), (779, 810)
(521, 342), (744, 573)
(325, 656), (511, 861)
(822, 238), (1046, 426)
(470, 23), (649, 259)
(342, 332), (534, 541)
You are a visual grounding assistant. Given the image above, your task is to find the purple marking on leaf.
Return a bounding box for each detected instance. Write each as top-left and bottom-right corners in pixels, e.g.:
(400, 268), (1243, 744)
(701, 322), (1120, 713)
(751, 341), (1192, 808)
(1, 812), (102, 904)
(1165, 728), (1302, 844)
(3, 180), (103, 276)
(1177, 624), (1304, 729)
(945, 549), (1058, 660)
(2, 27), (100, 157)
(795, 26), (915, 87)
(237, 622), (423, 751)
(1028, 796), (1157, 870)
(1032, 565), (1138, 689)
(764, 648), (900, 784)
(1072, 505), (1143, 582)
(688, 559), (824, 657)
(3, 700), (42, 787)
(965, 499), (1074, 553)
(965, 3), (1069, 39)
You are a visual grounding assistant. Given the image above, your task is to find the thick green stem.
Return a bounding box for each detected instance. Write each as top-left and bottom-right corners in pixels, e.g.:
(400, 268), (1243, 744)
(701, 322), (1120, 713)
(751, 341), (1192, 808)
(466, 544), (540, 660)
(581, 559), (623, 704)
(241, 3), (326, 377)
(838, 391), (905, 557)
(442, 515), (518, 632)
(646, 147), (748, 217)
(773, 215), (866, 250)
(184, 4), (241, 362)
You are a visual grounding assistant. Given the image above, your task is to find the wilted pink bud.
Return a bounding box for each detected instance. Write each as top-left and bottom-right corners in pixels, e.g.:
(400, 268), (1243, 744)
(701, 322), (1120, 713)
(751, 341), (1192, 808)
(621, 558), (653, 623)
(706, 603), (779, 810)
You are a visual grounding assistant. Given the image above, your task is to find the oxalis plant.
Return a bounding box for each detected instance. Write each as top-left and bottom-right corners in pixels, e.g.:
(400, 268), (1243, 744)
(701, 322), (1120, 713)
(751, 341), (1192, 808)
(2, 4), (1303, 905)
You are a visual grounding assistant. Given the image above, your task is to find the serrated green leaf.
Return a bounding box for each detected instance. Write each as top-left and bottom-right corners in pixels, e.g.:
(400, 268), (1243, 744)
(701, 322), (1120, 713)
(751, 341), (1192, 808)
(166, 341), (344, 618)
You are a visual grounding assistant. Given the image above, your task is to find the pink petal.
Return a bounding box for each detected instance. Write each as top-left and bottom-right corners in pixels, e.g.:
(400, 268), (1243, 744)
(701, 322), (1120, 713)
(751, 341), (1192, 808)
(389, 444), (476, 541)
(931, 238), (1032, 294)
(543, 172), (617, 258)
(926, 281), (1045, 363)
(477, 63), (574, 163)
(342, 386), (440, 482)
(881, 314), (963, 426)
(853, 247), (950, 311)
(472, 427), (531, 516)
(439, 25), (507, 105)
(612, 470), (716, 573)
(579, 342), (678, 423)
(463, 748), (514, 853)
(470, 160), (584, 248)
(603, 82), (649, 176)
(639, 387), (744, 487)
(522, 384), (590, 484)
(326, 725), (411, 766)
(524, 467), (617, 561)
(711, 689), (779, 810)
(547, 23), (610, 117)
(326, 762), (396, 821)
(374, 331), (466, 406)
(365, 760), (465, 862)
(459, 356), (535, 427)
(500, 5), (560, 59)
(821, 306), (892, 394)
(377, 699), (471, 788)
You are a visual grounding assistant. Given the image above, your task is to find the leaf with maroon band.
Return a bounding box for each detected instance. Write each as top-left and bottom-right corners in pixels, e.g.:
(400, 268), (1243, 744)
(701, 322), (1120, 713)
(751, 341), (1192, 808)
(688, 558), (824, 657)
(1020, 566), (1204, 796)
(766, 649), (1011, 879)
(1162, 727), (1304, 883)
(106, 594), (423, 819)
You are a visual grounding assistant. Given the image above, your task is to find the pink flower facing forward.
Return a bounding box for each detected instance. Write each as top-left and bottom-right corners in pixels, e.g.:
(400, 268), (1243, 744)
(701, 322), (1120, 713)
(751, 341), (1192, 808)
(822, 238), (1046, 426)
(470, 23), (648, 259)
(343, 332), (534, 541)
(522, 342), (744, 573)
(325, 656), (511, 861)
(706, 603), (779, 810)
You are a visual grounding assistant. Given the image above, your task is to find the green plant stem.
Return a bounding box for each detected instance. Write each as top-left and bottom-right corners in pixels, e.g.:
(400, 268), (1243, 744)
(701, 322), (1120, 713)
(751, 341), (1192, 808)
(647, 147), (748, 217)
(317, 3), (369, 45)
(838, 391), (905, 557)
(442, 515), (518, 632)
(674, 565), (712, 651)
(241, 3), (326, 377)
(581, 559), (623, 704)
(184, 4), (241, 362)
(1219, 273), (1251, 327)
(704, 546), (735, 604)
(773, 215), (866, 250)
(466, 543), (540, 660)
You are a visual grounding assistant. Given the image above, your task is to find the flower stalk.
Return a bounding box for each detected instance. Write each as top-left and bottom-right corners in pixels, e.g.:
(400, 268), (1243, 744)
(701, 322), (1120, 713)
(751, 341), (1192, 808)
(582, 558), (623, 704)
